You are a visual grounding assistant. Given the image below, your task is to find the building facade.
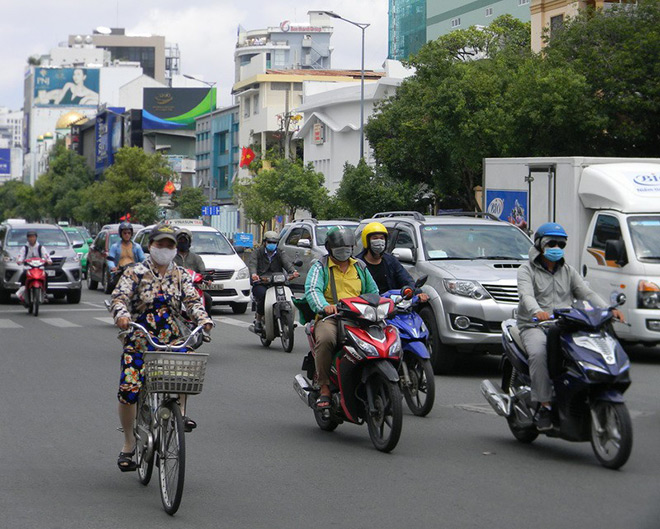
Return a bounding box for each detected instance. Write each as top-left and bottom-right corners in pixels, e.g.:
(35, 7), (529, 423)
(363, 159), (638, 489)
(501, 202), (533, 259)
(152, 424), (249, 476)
(389, 0), (427, 61)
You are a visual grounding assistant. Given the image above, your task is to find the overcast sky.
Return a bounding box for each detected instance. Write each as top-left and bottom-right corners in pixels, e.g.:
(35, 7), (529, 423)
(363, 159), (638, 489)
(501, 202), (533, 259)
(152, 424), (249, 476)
(0, 0), (389, 111)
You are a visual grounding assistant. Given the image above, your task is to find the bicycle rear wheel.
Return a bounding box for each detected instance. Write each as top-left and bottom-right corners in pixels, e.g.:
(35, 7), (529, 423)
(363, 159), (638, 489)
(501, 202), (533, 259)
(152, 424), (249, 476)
(158, 400), (186, 515)
(135, 393), (154, 486)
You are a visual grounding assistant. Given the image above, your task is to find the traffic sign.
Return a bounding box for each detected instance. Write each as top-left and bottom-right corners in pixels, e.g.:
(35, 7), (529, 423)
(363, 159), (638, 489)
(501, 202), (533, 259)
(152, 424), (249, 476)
(233, 233), (254, 248)
(202, 206), (221, 216)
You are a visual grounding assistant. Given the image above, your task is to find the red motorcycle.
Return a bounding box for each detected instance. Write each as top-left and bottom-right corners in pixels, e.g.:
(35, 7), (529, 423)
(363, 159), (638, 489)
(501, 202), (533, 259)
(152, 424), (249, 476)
(293, 293), (404, 452)
(23, 257), (48, 316)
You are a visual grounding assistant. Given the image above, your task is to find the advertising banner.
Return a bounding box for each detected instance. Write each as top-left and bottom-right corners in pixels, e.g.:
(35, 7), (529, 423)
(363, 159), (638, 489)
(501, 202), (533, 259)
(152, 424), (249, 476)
(0, 148), (10, 175)
(142, 87), (216, 130)
(485, 189), (528, 231)
(95, 108), (125, 172)
(33, 68), (100, 107)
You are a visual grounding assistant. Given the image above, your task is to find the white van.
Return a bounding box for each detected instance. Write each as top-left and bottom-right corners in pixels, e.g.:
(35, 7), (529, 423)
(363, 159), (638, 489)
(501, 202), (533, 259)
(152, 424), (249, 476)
(134, 220), (251, 314)
(484, 157), (660, 345)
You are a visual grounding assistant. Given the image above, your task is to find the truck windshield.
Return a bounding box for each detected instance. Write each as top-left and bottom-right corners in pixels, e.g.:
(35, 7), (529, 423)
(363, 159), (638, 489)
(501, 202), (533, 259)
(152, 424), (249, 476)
(627, 217), (660, 261)
(316, 224), (357, 246)
(421, 224), (532, 260)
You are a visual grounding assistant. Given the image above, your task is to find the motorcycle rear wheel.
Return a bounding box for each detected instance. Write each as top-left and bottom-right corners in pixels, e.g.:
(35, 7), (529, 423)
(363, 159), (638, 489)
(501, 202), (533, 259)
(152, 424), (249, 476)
(401, 355), (435, 417)
(507, 416), (539, 444)
(314, 407), (339, 432)
(366, 373), (403, 452)
(280, 310), (295, 353)
(590, 401), (633, 470)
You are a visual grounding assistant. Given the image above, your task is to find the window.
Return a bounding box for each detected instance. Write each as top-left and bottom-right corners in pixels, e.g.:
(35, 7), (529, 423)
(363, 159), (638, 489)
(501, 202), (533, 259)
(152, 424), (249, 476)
(550, 14), (564, 34)
(393, 227), (416, 250)
(253, 94), (259, 115)
(451, 18), (461, 28)
(485, 7), (493, 16)
(518, 0), (530, 5)
(243, 97), (250, 118)
(285, 227), (303, 246)
(592, 215), (622, 250)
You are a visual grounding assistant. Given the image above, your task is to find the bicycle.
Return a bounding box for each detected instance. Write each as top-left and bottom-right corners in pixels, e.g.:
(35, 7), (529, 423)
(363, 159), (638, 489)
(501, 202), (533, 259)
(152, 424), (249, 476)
(126, 322), (209, 515)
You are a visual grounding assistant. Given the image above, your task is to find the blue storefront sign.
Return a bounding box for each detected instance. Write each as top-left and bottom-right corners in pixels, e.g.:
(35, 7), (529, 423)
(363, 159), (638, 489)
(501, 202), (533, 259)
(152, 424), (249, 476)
(202, 205), (221, 216)
(0, 148), (10, 175)
(485, 189), (528, 231)
(233, 233), (254, 248)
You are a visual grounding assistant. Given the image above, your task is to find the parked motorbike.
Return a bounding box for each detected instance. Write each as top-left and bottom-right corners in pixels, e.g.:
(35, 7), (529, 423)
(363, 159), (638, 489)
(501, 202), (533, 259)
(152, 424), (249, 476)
(293, 293), (404, 452)
(382, 276), (435, 417)
(23, 257), (48, 316)
(249, 272), (297, 352)
(481, 296), (633, 469)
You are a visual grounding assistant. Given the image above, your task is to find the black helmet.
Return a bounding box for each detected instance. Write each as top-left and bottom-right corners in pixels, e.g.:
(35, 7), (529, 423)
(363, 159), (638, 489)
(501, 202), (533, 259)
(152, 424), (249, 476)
(119, 221), (133, 235)
(176, 227), (193, 241)
(325, 226), (356, 250)
(26, 230), (37, 237)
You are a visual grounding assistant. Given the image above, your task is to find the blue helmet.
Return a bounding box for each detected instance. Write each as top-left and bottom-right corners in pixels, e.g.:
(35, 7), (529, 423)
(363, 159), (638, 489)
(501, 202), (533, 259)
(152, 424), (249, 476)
(534, 222), (568, 246)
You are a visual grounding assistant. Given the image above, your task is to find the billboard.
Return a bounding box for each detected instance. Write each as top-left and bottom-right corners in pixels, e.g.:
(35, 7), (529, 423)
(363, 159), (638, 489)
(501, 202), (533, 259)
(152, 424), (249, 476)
(142, 87), (216, 130)
(95, 108), (125, 173)
(0, 148), (10, 175)
(33, 67), (100, 107)
(485, 189), (528, 231)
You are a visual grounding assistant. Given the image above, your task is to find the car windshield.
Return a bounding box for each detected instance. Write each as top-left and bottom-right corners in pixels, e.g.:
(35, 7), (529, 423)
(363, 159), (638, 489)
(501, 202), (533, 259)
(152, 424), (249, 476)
(7, 228), (70, 248)
(109, 233), (120, 246)
(76, 227), (91, 240)
(191, 231), (234, 255)
(627, 216), (660, 261)
(316, 224), (357, 246)
(421, 224), (531, 260)
(65, 230), (84, 245)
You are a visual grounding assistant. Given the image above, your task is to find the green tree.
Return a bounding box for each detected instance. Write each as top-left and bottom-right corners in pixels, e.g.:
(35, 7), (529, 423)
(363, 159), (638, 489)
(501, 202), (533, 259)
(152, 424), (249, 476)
(232, 177), (285, 235)
(171, 187), (206, 218)
(0, 181), (40, 221)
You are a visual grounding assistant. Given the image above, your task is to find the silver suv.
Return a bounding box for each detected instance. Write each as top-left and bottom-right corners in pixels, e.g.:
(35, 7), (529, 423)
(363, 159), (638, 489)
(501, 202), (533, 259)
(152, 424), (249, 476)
(0, 221), (83, 303)
(356, 212), (532, 374)
(277, 219), (359, 292)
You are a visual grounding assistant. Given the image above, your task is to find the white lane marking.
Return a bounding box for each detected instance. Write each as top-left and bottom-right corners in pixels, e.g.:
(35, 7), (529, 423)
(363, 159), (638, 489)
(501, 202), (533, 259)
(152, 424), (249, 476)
(95, 317), (115, 325)
(215, 316), (252, 329)
(0, 307), (107, 314)
(41, 318), (81, 328)
(83, 301), (107, 308)
(0, 319), (22, 328)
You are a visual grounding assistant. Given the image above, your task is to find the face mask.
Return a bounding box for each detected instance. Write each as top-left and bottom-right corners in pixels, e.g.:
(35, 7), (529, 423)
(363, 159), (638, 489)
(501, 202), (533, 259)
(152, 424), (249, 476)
(177, 240), (190, 252)
(266, 243), (277, 252)
(369, 239), (386, 255)
(331, 247), (352, 262)
(544, 248), (564, 262)
(150, 246), (177, 266)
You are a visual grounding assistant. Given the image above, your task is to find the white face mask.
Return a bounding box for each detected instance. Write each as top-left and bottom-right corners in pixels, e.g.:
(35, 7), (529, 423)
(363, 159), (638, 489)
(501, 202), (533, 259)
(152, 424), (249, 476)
(150, 246), (177, 266)
(369, 239), (386, 255)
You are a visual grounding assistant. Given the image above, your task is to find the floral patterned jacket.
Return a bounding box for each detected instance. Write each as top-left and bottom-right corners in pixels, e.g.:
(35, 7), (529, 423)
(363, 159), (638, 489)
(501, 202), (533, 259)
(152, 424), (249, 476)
(110, 258), (213, 328)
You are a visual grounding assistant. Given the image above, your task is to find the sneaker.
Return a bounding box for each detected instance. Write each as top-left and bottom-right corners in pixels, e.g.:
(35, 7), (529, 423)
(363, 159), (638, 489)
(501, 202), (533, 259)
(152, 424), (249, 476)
(535, 407), (553, 431)
(254, 320), (264, 333)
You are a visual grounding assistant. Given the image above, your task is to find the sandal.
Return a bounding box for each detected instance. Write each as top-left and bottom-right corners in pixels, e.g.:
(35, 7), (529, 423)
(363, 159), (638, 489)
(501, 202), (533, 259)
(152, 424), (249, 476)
(183, 416), (197, 433)
(117, 449), (137, 472)
(316, 395), (332, 409)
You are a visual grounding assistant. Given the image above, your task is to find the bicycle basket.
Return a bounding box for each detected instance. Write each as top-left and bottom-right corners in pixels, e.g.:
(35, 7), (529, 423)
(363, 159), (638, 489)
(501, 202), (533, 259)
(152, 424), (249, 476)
(143, 352), (209, 395)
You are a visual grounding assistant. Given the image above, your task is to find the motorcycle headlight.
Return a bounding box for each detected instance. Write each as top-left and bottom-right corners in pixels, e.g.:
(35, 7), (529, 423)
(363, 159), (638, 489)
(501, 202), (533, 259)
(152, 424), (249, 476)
(443, 279), (491, 301)
(347, 329), (379, 356)
(388, 335), (402, 357)
(577, 360), (610, 374)
(354, 303), (378, 322)
(236, 266), (249, 280)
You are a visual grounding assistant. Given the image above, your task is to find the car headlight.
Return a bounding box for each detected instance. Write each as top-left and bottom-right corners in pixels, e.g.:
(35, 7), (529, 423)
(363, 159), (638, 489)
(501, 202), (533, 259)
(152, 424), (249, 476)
(443, 279), (491, 300)
(72, 253), (81, 262)
(2, 255), (15, 263)
(638, 280), (660, 309)
(236, 266), (249, 280)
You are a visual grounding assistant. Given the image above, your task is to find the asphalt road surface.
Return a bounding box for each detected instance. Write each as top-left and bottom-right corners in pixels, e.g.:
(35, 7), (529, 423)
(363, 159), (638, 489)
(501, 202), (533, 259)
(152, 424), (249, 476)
(1, 289), (659, 528)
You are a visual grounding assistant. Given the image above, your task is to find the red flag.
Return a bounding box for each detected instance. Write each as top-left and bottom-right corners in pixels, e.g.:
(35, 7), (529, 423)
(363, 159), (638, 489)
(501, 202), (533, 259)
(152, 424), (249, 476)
(119, 213), (131, 221)
(163, 181), (176, 194)
(239, 147), (255, 168)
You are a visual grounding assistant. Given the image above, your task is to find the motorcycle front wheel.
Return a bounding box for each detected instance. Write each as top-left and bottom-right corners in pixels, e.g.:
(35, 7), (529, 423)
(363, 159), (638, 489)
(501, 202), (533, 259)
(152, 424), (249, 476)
(590, 401), (633, 470)
(401, 354), (435, 417)
(31, 287), (40, 317)
(366, 373), (403, 453)
(280, 310), (295, 353)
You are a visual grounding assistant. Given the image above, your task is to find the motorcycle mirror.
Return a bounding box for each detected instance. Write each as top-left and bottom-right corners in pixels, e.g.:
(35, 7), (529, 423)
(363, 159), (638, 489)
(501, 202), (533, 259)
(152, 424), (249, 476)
(401, 287), (414, 300)
(616, 293), (626, 306)
(415, 275), (428, 288)
(293, 259), (303, 267)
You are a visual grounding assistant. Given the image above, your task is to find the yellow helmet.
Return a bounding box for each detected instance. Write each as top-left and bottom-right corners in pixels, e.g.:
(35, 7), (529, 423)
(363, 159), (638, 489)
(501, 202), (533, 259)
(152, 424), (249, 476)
(361, 222), (388, 249)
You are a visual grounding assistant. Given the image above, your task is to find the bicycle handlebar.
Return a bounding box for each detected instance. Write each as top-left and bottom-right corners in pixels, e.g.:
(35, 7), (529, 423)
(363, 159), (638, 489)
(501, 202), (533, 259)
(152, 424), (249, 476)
(126, 321), (206, 350)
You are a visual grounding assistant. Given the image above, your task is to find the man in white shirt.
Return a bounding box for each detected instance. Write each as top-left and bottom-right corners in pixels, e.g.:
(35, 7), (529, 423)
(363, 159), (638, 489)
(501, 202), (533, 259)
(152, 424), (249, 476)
(16, 230), (52, 302)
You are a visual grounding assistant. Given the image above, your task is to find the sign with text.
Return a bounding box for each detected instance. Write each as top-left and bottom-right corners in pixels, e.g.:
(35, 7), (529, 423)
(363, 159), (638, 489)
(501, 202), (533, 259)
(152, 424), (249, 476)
(33, 67), (100, 107)
(485, 189), (528, 230)
(202, 205), (221, 216)
(233, 233), (254, 248)
(0, 148), (10, 174)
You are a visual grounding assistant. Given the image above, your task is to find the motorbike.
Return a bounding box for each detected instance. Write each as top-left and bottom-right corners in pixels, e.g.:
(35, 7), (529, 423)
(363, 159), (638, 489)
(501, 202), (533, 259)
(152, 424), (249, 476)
(293, 293), (404, 452)
(481, 296), (633, 469)
(23, 257), (48, 316)
(382, 276), (435, 417)
(249, 272), (297, 352)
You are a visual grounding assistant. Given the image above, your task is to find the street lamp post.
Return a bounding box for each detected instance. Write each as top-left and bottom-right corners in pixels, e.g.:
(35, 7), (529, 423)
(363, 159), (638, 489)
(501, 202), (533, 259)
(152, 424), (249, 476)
(315, 11), (370, 160)
(183, 75), (217, 210)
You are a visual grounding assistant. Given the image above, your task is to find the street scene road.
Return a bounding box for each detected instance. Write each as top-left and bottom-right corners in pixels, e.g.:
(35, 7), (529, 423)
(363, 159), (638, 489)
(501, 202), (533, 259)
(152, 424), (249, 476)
(2, 289), (659, 528)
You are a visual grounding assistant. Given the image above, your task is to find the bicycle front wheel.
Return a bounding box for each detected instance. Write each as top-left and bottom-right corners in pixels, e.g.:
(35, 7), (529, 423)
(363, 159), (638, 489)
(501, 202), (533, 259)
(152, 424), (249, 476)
(158, 400), (186, 515)
(135, 393), (154, 486)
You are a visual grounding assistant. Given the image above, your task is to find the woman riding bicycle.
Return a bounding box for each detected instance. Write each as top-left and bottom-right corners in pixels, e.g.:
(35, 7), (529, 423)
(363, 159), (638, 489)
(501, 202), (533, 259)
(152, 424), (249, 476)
(110, 223), (213, 472)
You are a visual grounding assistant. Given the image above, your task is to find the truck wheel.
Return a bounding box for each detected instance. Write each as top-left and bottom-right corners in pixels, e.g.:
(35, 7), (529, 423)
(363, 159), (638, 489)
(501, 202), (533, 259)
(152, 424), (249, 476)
(419, 306), (458, 375)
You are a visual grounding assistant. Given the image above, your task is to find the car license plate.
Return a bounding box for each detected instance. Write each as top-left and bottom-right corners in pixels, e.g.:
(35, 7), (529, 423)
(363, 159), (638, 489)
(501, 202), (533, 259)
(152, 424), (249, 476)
(204, 283), (224, 291)
(46, 270), (56, 277)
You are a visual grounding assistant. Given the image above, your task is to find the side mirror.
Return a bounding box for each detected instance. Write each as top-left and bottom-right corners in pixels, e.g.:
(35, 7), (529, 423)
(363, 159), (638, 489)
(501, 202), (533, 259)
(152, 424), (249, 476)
(49, 250), (56, 255)
(415, 275), (428, 288)
(234, 245), (245, 254)
(73, 242), (83, 249)
(293, 259), (303, 267)
(392, 247), (415, 263)
(605, 240), (627, 267)
(297, 239), (311, 248)
(87, 238), (93, 245)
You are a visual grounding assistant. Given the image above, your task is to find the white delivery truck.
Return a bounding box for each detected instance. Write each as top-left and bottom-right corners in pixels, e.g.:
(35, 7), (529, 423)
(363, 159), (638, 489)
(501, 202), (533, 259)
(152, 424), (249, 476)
(483, 157), (660, 345)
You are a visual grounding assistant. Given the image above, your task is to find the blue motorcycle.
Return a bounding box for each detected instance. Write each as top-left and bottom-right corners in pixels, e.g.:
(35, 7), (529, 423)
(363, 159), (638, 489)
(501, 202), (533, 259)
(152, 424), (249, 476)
(383, 276), (435, 417)
(481, 297), (633, 469)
